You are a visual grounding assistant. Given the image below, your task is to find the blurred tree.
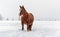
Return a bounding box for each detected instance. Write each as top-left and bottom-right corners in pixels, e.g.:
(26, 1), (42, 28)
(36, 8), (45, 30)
(12, 18), (14, 21)
(0, 14), (3, 20)
(6, 18), (9, 20)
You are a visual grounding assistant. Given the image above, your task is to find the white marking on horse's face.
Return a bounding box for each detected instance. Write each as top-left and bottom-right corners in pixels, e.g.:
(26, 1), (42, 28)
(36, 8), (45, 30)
(20, 8), (22, 12)
(21, 15), (23, 16)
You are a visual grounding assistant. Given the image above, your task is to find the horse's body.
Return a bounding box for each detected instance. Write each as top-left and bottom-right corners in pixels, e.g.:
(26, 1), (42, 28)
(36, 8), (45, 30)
(19, 6), (34, 31)
(21, 13), (34, 25)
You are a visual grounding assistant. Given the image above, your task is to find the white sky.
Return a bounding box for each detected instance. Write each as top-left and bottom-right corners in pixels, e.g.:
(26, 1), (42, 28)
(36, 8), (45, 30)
(0, 0), (60, 20)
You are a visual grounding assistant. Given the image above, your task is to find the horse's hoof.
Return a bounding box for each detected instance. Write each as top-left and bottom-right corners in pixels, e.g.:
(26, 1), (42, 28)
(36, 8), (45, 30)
(22, 29), (24, 31)
(27, 30), (31, 32)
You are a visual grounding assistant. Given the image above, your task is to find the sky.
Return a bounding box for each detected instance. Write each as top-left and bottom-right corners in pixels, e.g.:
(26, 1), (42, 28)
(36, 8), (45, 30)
(0, 0), (60, 20)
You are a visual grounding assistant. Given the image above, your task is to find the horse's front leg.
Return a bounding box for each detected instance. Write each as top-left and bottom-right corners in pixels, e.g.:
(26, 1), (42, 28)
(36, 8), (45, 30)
(27, 25), (29, 31)
(22, 23), (24, 31)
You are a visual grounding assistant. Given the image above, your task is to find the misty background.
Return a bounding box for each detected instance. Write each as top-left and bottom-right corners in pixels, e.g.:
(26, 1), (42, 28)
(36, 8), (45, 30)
(0, 0), (60, 21)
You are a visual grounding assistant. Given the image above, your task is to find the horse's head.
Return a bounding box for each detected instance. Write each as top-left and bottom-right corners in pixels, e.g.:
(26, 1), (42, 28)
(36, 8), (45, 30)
(19, 5), (25, 16)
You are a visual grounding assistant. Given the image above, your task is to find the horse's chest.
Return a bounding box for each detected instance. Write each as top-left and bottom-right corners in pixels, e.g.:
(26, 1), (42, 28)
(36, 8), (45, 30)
(21, 16), (28, 24)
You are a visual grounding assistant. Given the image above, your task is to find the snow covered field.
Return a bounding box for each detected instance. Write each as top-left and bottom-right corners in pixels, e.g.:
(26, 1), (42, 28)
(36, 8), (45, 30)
(0, 21), (60, 37)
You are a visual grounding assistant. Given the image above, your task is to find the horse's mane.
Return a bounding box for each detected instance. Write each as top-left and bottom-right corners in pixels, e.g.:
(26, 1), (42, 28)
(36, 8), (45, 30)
(22, 7), (26, 12)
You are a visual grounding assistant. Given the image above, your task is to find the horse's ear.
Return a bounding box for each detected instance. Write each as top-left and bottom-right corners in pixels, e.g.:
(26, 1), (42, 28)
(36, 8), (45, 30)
(22, 5), (24, 7)
(19, 5), (21, 8)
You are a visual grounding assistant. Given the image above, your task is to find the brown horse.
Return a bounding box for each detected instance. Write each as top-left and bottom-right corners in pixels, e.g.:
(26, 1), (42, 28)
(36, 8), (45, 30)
(19, 5), (34, 31)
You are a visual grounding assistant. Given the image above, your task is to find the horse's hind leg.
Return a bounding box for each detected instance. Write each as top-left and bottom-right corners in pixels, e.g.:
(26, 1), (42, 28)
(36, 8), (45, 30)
(27, 25), (29, 31)
(29, 24), (32, 31)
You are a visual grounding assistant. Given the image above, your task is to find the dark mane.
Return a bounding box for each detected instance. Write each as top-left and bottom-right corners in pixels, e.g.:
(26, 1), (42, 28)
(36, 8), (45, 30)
(22, 6), (26, 13)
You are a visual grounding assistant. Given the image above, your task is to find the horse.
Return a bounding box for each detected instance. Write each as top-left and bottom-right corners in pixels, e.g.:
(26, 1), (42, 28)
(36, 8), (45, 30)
(19, 5), (34, 31)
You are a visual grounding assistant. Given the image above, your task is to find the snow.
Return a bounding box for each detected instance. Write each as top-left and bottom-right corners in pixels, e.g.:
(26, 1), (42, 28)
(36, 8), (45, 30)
(0, 21), (60, 37)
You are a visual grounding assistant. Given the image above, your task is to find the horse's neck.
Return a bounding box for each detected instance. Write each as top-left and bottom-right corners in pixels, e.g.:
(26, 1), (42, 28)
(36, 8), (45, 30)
(23, 12), (28, 17)
(23, 8), (28, 18)
(23, 9), (28, 16)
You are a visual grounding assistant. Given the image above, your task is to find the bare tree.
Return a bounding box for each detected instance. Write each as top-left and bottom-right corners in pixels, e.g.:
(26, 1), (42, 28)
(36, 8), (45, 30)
(6, 18), (9, 20)
(0, 14), (3, 20)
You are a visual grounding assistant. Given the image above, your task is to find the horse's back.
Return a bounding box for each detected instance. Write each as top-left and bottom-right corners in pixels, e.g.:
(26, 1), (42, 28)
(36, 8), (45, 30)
(28, 13), (34, 20)
(29, 13), (33, 16)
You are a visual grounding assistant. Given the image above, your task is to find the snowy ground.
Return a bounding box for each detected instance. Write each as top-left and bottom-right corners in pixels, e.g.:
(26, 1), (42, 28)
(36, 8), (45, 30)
(0, 21), (60, 37)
